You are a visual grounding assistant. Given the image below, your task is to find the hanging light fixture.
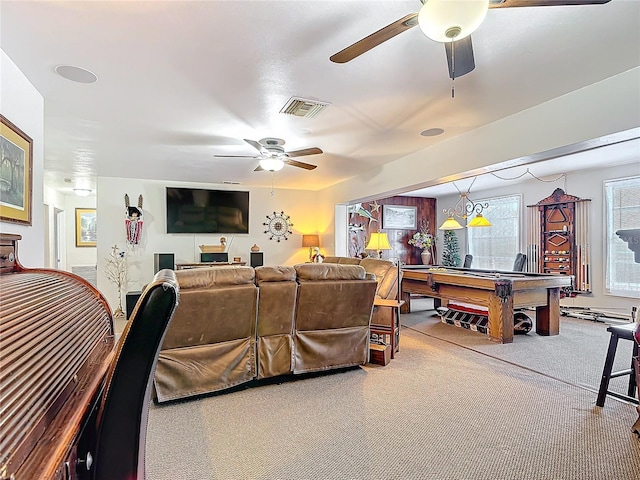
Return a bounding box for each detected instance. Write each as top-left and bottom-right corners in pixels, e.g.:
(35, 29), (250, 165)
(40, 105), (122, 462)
(438, 178), (491, 230)
(418, 0), (489, 43)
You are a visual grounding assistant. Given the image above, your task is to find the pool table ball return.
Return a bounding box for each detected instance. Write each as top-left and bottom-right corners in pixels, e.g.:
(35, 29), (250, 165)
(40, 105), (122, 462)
(401, 266), (574, 344)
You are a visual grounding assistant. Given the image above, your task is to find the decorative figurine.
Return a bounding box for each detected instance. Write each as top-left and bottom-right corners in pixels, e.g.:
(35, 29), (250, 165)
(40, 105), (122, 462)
(125, 194), (143, 246)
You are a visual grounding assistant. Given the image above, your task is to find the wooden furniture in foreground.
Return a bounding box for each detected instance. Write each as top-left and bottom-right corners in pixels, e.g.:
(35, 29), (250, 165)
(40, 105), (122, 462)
(0, 233), (114, 480)
(0, 233), (180, 480)
(400, 265), (573, 344)
(596, 322), (639, 407)
(371, 298), (405, 359)
(175, 261), (246, 270)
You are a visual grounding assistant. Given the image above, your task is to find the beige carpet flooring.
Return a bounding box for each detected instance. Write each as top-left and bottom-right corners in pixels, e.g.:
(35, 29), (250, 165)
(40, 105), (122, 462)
(402, 298), (636, 396)
(146, 299), (640, 480)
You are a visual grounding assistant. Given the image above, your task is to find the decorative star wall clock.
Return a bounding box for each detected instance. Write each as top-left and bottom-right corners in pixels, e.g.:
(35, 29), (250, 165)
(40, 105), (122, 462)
(263, 211), (293, 242)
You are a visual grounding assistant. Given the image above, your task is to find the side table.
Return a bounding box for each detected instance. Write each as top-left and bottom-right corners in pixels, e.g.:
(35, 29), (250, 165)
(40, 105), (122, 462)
(370, 298), (405, 359)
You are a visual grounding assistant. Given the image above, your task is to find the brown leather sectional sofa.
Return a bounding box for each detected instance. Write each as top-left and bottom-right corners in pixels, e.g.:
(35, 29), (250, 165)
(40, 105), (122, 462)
(153, 263), (377, 403)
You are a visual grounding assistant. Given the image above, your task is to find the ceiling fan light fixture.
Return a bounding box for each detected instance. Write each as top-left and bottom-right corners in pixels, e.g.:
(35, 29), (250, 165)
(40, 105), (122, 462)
(259, 158), (285, 172)
(418, 0), (489, 43)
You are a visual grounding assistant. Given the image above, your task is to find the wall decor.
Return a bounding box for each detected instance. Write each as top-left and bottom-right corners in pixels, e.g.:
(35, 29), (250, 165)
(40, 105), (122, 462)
(263, 211), (293, 242)
(0, 115), (33, 225)
(348, 202), (378, 227)
(382, 205), (417, 229)
(125, 194), (144, 245)
(75, 208), (97, 247)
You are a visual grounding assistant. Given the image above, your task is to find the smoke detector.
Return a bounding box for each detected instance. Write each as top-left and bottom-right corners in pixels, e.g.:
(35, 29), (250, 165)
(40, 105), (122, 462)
(280, 96), (330, 118)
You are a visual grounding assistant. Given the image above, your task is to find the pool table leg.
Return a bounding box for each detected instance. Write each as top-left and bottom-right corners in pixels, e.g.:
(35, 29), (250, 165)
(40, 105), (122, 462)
(536, 287), (560, 336)
(488, 292), (514, 344)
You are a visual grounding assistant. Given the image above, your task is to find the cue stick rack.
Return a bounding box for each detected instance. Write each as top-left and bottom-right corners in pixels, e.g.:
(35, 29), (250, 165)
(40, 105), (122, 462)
(527, 188), (591, 294)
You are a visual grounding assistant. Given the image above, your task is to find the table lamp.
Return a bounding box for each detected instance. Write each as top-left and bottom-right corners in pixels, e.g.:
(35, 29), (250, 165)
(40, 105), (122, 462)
(366, 232), (391, 258)
(302, 234), (320, 262)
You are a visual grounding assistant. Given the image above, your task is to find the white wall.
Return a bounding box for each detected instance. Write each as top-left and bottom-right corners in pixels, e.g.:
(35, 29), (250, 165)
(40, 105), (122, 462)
(64, 194), (97, 269)
(95, 177), (321, 311)
(435, 160), (639, 312)
(0, 50), (45, 267)
(43, 186), (65, 268)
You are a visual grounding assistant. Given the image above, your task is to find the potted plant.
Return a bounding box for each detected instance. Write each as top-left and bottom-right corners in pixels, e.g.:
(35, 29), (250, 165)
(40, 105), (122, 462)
(408, 221), (435, 264)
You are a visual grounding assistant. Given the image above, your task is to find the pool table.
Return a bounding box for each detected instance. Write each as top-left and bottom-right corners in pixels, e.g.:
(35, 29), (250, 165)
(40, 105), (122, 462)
(401, 265), (574, 343)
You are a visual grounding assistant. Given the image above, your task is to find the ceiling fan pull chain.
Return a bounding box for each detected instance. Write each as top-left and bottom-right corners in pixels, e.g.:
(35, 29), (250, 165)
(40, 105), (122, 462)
(451, 38), (455, 98)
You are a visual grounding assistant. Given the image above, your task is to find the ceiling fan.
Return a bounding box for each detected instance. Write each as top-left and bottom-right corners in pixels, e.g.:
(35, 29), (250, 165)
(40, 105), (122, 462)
(330, 0), (611, 81)
(214, 138), (323, 172)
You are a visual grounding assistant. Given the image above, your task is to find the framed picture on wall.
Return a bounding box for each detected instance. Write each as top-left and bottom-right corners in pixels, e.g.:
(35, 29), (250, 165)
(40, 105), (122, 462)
(382, 205), (417, 229)
(0, 115), (33, 225)
(76, 208), (97, 247)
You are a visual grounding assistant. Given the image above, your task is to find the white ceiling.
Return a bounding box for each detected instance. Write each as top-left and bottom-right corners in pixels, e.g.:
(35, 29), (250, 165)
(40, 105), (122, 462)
(1, 0), (639, 196)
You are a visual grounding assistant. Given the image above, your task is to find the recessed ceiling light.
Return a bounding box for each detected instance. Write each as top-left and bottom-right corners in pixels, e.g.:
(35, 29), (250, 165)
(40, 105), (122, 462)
(55, 65), (98, 84)
(420, 128), (445, 137)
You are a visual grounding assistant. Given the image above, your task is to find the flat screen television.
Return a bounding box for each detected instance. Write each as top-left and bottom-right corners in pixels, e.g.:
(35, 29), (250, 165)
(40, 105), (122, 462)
(166, 187), (249, 234)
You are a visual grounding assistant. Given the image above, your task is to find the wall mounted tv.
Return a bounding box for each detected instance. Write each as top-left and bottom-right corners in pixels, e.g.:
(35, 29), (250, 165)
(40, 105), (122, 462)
(166, 187), (249, 234)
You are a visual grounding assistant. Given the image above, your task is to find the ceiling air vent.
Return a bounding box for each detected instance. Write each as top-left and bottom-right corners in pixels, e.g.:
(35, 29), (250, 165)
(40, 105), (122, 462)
(280, 97), (330, 118)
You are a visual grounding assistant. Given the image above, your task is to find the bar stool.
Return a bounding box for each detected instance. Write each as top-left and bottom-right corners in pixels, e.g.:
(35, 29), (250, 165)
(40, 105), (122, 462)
(596, 322), (639, 407)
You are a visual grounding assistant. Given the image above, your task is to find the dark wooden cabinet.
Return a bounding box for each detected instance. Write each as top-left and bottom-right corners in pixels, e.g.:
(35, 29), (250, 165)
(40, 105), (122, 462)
(533, 188), (591, 293)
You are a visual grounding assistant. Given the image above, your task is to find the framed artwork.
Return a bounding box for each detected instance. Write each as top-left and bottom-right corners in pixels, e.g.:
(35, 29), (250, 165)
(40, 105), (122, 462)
(0, 115), (33, 225)
(76, 208), (97, 247)
(382, 205), (417, 230)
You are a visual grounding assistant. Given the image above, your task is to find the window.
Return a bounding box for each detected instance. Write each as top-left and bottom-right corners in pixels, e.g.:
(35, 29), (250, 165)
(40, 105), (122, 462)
(468, 195), (521, 271)
(605, 176), (640, 298)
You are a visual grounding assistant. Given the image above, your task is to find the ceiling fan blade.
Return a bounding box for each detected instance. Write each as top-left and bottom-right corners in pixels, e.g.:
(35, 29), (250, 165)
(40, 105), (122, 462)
(444, 36), (475, 80)
(489, 0), (611, 8)
(243, 138), (264, 153)
(286, 147), (323, 158)
(330, 13), (419, 63)
(254, 165), (265, 172)
(284, 159), (317, 170)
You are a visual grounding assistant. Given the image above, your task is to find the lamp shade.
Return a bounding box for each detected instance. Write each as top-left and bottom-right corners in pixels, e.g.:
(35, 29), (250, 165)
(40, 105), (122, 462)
(438, 216), (464, 230)
(467, 213), (492, 227)
(366, 232), (392, 251)
(418, 0), (489, 43)
(301, 234), (319, 247)
(259, 158), (285, 171)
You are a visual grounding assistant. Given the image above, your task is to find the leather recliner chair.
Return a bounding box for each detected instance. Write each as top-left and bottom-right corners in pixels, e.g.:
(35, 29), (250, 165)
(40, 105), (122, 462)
(153, 266), (258, 402)
(322, 256), (401, 333)
(254, 265), (297, 379)
(293, 263), (378, 374)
